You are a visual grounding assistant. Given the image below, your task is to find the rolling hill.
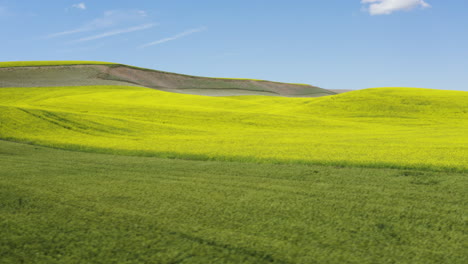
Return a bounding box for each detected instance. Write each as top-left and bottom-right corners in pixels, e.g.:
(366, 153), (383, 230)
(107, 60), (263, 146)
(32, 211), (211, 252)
(0, 61), (335, 97)
(0, 82), (466, 170)
(1, 61), (467, 263)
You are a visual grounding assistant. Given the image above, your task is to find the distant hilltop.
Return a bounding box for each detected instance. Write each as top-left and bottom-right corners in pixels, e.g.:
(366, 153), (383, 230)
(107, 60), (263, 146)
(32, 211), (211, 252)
(0, 61), (336, 97)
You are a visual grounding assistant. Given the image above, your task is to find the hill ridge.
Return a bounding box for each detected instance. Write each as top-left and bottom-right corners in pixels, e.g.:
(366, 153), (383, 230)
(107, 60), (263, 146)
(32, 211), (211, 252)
(0, 61), (335, 97)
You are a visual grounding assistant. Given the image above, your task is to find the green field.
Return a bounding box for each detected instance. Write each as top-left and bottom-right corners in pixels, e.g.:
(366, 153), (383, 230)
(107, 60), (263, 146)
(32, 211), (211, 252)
(0, 85), (467, 171)
(1, 65), (467, 263)
(1, 140), (466, 263)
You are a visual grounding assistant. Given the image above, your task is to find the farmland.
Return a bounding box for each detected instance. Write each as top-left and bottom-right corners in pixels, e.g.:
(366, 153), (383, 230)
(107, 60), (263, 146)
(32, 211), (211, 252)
(0, 61), (467, 263)
(0, 85), (467, 171)
(0, 140), (466, 263)
(0, 61), (333, 97)
(2, 0), (468, 262)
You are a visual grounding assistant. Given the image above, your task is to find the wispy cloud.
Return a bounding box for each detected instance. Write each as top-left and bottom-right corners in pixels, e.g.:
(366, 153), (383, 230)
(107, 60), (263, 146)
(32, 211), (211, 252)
(139, 27), (207, 49)
(46, 28), (88, 38)
(361, 0), (431, 15)
(72, 3), (86, 10)
(46, 9), (149, 39)
(71, 23), (157, 43)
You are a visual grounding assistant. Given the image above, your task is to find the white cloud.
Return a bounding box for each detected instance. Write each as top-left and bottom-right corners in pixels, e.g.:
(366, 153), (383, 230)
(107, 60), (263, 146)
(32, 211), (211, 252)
(361, 0), (431, 15)
(46, 9), (149, 38)
(72, 3), (86, 10)
(139, 27), (207, 48)
(72, 23), (157, 43)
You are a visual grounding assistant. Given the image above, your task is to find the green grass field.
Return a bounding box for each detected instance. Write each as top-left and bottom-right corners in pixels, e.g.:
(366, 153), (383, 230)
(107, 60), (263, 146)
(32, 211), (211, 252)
(1, 70), (467, 263)
(0, 85), (467, 171)
(1, 140), (466, 263)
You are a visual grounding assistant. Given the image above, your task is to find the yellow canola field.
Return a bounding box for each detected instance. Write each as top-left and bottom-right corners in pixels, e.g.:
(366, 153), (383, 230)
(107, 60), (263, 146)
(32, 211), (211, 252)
(1, 86), (467, 170)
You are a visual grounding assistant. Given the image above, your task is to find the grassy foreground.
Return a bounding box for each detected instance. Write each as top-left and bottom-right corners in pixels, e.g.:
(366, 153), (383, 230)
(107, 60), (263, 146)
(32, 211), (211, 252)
(0, 140), (466, 263)
(0, 86), (467, 170)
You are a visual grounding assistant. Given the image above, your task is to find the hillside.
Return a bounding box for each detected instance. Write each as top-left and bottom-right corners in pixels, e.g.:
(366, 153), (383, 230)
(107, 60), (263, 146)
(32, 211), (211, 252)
(1, 64), (467, 263)
(0, 61), (335, 97)
(0, 85), (466, 170)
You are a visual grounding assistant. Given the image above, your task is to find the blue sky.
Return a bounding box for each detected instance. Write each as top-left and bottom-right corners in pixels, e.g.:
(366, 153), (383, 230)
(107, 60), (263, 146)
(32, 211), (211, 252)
(0, 0), (467, 91)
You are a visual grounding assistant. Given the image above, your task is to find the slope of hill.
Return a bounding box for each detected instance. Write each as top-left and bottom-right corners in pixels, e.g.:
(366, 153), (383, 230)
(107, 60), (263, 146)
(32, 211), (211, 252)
(0, 86), (466, 170)
(0, 61), (335, 97)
